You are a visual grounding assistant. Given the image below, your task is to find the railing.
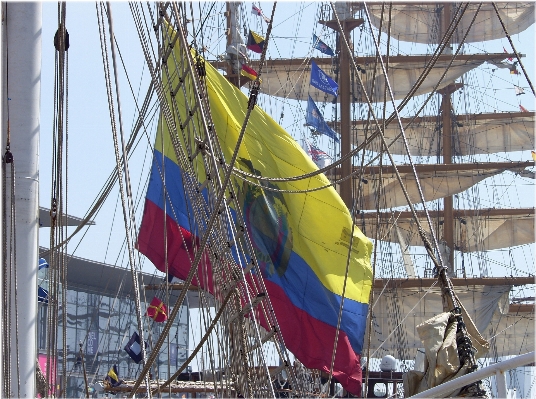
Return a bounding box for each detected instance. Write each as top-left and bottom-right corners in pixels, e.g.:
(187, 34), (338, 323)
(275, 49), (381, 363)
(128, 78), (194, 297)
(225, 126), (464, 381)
(409, 351), (535, 398)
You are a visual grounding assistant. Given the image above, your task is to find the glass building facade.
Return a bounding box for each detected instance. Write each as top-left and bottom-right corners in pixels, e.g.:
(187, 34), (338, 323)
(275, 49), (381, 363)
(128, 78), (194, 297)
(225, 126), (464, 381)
(37, 253), (191, 398)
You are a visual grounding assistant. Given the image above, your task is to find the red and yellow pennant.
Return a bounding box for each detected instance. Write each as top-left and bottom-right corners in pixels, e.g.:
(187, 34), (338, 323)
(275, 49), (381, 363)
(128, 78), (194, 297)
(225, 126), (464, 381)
(240, 64), (261, 82)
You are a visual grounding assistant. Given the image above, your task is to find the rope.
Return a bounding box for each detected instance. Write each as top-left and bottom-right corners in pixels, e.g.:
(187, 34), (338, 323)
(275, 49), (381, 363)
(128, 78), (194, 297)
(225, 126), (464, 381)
(2, 150), (20, 396)
(98, 1), (150, 395)
(128, 2), (281, 396)
(491, 2), (535, 96)
(365, 2), (392, 390)
(2, 4), (12, 395)
(369, 280), (439, 359)
(152, 287), (235, 395)
(2, 4), (23, 394)
(2, 152), (10, 398)
(48, 3), (70, 396)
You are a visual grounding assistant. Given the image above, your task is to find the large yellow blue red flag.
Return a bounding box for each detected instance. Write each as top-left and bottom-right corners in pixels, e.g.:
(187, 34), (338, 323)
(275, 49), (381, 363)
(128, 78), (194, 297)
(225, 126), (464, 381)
(138, 26), (372, 395)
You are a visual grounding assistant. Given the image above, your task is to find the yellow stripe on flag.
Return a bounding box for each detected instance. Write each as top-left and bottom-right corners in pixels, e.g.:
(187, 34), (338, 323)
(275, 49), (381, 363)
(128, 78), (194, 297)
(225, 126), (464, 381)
(158, 24), (372, 304)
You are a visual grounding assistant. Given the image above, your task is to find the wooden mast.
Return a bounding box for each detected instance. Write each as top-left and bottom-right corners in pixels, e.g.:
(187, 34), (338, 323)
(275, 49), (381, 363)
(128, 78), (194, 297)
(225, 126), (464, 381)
(340, 21), (353, 210)
(439, 3), (457, 276)
(319, 3), (363, 211)
(226, 3), (233, 78)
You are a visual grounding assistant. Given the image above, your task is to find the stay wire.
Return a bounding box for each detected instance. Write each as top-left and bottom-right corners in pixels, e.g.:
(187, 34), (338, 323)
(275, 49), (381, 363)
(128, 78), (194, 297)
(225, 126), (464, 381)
(365, 2), (392, 390)
(99, 2), (151, 396)
(127, 2), (280, 396)
(491, 3), (535, 96)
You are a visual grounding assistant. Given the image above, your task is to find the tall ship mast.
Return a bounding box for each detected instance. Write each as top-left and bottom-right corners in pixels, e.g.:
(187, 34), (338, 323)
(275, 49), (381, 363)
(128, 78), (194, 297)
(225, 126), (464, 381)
(193, 1), (536, 396)
(12, 2), (534, 398)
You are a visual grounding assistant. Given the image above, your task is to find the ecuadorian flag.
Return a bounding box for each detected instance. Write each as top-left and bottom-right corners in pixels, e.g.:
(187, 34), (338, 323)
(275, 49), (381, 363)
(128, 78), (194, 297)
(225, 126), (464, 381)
(138, 25), (372, 395)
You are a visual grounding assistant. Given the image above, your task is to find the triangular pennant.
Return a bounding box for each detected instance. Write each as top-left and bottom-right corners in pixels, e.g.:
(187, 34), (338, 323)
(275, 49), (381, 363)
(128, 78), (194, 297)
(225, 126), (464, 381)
(503, 47), (514, 61)
(104, 365), (122, 388)
(312, 34), (334, 56)
(515, 86), (525, 96)
(240, 64), (261, 82)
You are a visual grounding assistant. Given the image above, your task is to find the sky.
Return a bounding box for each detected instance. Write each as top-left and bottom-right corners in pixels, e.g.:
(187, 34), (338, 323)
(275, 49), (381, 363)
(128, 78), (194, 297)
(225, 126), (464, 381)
(36, 0), (535, 377)
(38, 2), (535, 276)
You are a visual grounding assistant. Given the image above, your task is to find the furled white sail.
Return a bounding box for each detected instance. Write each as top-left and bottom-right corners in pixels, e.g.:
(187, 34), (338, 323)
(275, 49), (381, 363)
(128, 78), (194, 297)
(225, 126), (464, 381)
(358, 167), (526, 210)
(359, 3), (535, 44)
(487, 311), (535, 357)
(353, 113), (535, 156)
(230, 58), (485, 102)
(365, 285), (513, 356)
(358, 211), (535, 252)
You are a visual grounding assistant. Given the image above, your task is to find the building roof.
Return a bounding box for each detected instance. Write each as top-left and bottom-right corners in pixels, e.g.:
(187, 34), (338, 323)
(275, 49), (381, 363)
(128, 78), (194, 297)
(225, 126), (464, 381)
(39, 247), (201, 308)
(39, 206), (95, 227)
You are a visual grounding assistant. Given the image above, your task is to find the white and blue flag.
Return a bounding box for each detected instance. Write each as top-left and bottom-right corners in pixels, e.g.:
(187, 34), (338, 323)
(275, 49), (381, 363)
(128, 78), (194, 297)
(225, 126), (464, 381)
(38, 286), (49, 304)
(305, 96), (339, 142)
(310, 60), (338, 97)
(39, 258), (49, 270)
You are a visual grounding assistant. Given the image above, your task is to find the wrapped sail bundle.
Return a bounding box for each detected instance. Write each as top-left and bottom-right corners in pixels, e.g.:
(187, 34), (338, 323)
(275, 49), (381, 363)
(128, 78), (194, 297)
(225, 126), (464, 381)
(403, 296), (490, 397)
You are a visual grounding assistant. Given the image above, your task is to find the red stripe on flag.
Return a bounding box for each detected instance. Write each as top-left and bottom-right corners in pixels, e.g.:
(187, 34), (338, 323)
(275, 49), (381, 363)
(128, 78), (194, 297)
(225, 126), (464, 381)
(138, 199), (363, 395)
(137, 199), (214, 291)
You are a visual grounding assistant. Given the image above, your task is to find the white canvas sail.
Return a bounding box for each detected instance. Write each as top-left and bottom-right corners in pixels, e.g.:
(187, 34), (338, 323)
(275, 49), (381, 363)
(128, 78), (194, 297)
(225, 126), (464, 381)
(360, 3), (535, 44)
(358, 211), (535, 252)
(213, 57), (489, 102)
(352, 112), (535, 156)
(365, 284), (514, 355)
(357, 167), (527, 210)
